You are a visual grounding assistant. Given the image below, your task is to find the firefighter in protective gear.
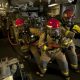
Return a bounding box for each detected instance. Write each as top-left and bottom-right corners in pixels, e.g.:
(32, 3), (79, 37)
(37, 18), (72, 80)
(13, 17), (47, 74)
(55, 9), (74, 30)
(60, 9), (80, 73)
(62, 9), (80, 33)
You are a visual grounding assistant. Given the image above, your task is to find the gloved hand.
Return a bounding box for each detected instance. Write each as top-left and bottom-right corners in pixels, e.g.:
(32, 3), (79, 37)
(72, 25), (80, 33)
(42, 45), (48, 51)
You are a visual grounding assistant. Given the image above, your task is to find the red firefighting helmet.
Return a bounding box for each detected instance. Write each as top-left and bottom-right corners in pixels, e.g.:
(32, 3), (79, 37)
(47, 18), (60, 29)
(15, 18), (24, 27)
(63, 9), (74, 18)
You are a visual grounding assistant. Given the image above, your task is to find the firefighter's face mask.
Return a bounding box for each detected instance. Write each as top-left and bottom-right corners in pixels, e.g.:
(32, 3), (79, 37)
(47, 28), (60, 39)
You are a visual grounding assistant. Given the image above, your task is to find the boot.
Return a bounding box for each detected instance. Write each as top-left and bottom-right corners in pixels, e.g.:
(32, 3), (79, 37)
(36, 64), (47, 77)
(38, 63), (47, 74)
(71, 64), (80, 74)
(62, 72), (70, 80)
(64, 76), (70, 80)
(73, 68), (80, 74)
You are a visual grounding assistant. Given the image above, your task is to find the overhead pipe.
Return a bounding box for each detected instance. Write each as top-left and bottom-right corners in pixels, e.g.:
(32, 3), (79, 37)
(48, 0), (77, 4)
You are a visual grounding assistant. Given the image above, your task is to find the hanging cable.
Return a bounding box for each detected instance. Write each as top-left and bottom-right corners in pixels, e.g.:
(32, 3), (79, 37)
(8, 30), (18, 46)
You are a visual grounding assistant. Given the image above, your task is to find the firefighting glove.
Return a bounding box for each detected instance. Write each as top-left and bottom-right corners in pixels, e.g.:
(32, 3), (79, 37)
(72, 25), (80, 33)
(42, 45), (48, 51)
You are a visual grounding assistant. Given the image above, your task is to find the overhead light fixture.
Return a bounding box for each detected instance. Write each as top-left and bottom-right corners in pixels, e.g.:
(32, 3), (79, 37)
(48, 3), (58, 7)
(48, 0), (51, 4)
(68, 0), (74, 3)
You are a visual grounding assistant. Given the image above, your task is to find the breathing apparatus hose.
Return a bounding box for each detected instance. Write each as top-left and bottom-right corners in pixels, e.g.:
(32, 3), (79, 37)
(8, 30), (18, 46)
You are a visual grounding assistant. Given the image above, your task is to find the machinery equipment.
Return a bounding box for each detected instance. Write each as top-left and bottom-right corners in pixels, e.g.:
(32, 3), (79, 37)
(0, 57), (31, 80)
